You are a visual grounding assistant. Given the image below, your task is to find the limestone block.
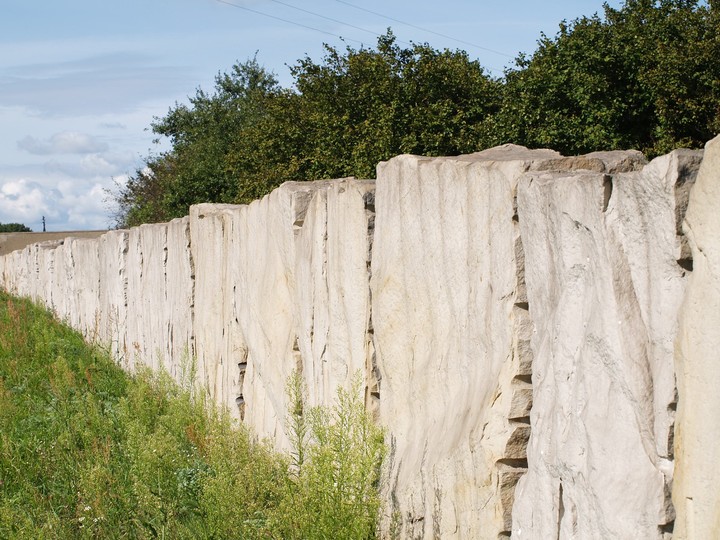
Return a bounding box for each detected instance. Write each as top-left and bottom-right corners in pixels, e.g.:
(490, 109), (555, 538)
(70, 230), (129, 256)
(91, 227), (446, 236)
(293, 179), (376, 411)
(11, 247), (31, 298)
(233, 183), (327, 441)
(125, 223), (173, 371)
(97, 230), (129, 360)
(33, 241), (63, 312)
(512, 148), (701, 539)
(25, 244), (41, 304)
(371, 147), (560, 539)
(209, 178), (376, 445)
(48, 242), (71, 322)
(64, 238), (101, 340)
(122, 220), (194, 381)
(0, 252), (6, 290)
(165, 217), (194, 383)
(530, 149), (647, 174)
(190, 203), (247, 414)
(673, 134), (720, 539)
(230, 186), (316, 443)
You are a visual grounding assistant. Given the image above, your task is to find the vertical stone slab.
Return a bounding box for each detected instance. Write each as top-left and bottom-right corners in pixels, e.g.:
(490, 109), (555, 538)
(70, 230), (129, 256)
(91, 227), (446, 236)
(190, 204), (246, 413)
(233, 185), (316, 445)
(34, 241), (63, 313)
(124, 224), (170, 371)
(124, 225), (147, 370)
(371, 147), (558, 539)
(26, 243), (41, 304)
(674, 134), (720, 539)
(65, 238), (101, 340)
(98, 230), (129, 360)
(13, 247), (31, 298)
(165, 217), (195, 384)
(0, 251), (6, 291)
(49, 242), (71, 323)
(512, 149), (700, 539)
(293, 179), (376, 411)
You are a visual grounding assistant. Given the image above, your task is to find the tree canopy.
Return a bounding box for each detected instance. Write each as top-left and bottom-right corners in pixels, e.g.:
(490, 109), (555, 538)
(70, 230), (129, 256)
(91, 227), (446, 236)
(113, 34), (500, 227)
(495, 0), (719, 156)
(0, 223), (32, 233)
(113, 1), (719, 228)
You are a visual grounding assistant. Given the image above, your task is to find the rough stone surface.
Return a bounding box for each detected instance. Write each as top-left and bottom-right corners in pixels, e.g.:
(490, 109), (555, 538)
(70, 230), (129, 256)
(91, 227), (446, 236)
(97, 230), (129, 360)
(673, 134), (720, 539)
(122, 220), (195, 383)
(512, 149), (701, 539)
(371, 148), (558, 539)
(183, 180), (375, 443)
(190, 204), (244, 413)
(65, 238), (101, 338)
(125, 223), (167, 371)
(232, 179), (375, 444)
(293, 179), (376, 412)
(0, 143), (715, 539)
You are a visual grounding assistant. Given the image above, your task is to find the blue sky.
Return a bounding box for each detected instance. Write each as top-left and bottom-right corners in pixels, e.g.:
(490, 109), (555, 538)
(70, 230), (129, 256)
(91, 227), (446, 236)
(0, 0), (622, 231)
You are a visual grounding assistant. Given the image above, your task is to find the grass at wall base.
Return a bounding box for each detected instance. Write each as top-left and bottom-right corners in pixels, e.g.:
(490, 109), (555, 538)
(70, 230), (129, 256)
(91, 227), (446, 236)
(0, 291), (384, 539)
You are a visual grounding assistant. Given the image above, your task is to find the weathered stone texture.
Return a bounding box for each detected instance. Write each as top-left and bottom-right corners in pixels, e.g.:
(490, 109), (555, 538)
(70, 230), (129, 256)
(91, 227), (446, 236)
(232, 179), (374, 445)
(673, 134), (720, 539)
(0, 142), (716, 539)
(183, 180), (375, 445)
(294, 179), (376, 411)
(97, 230), (129, 360)
(371, 147), (558, 539)
(512, 148), (701, 539)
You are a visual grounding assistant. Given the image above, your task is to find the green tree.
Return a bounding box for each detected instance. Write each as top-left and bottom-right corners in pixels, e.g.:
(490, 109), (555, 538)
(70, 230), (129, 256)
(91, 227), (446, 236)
(114, 57), (282, 227)
(495, 0), (719, 156)
(288, 32), (500, 180)
(112, 32), (500, 226)
(111, 156), (176, 228)
(0, 223), (32, 232)
(114, 4), (720, 227)
(153, 57), (283, 215)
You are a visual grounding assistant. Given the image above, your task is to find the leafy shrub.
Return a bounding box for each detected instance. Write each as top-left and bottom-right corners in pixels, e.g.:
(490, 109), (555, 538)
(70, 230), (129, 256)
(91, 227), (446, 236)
(0, 223), (31, 233)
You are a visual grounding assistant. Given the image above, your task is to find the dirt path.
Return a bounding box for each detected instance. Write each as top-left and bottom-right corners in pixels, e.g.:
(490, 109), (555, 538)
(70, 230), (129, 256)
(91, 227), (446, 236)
(0, 231), (108, 257)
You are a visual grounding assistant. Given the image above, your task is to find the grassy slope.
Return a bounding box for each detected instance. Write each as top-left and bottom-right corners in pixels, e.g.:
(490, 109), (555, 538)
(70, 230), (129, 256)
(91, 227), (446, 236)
(0, 292), (383, 539)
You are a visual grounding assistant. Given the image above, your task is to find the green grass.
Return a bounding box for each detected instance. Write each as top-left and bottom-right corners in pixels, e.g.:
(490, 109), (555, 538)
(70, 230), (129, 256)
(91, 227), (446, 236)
(0, 291), (384, 539)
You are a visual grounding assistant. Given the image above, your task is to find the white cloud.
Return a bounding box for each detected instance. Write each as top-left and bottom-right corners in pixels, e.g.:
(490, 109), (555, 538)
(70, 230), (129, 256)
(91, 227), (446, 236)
(79, 154), (116, 176)
(17, 131), (109, 155)
(63, 183), (113, 230)
(99, 121), (126, 129)
(0, 179), (54, 228)
(0, 174), (115, 232)
(43, 151), (136, 178)
(0, 52), (197, 117)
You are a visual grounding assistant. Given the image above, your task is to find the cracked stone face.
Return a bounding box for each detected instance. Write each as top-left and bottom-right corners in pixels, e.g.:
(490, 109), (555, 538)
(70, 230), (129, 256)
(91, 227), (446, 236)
(0, 140), (714, 539)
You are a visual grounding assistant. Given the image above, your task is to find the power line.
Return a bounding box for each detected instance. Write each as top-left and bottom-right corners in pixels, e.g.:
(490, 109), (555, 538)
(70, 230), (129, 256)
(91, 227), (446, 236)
(215, 0), (364, 45)
(332, 0), (514, 59)
(216, 0), (505, 74)
(266, 0), (412, 47)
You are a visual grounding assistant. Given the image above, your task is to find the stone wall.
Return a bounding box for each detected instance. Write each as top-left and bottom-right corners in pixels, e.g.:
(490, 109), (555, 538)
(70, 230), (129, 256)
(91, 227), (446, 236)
(1, 138), (718, 539)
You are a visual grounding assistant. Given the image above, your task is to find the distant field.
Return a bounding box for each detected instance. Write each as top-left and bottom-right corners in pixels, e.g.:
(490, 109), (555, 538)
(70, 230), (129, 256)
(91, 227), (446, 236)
(0, 231), (107, 257)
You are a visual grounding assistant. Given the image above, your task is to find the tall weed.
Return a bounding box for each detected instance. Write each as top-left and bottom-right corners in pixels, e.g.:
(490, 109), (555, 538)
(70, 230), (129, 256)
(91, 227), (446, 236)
(273, 371), (385, 540)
